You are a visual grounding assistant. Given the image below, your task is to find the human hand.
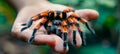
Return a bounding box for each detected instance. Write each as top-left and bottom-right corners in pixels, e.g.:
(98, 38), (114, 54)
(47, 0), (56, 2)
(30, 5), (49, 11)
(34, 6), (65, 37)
(11, 2), (99, 54)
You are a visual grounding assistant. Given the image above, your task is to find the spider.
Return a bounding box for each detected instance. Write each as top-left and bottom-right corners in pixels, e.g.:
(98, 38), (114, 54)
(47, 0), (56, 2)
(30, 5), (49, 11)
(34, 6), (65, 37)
(21, 8), (96, 49)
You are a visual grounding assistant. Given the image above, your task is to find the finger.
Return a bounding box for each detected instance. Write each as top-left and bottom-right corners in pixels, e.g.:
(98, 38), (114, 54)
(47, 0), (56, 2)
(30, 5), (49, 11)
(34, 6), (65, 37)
(75, 9), (99, 21)
(68, 30), (82, 48)
(52, 35), (68, 53)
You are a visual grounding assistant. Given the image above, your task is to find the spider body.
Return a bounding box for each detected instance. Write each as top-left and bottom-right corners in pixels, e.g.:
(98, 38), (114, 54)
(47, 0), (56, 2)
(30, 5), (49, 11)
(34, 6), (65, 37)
(21, 8), (96, 49)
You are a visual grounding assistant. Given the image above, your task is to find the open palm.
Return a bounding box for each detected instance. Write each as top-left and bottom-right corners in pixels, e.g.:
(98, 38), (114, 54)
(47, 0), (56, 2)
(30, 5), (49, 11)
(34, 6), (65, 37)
(11, 3), (99, 53)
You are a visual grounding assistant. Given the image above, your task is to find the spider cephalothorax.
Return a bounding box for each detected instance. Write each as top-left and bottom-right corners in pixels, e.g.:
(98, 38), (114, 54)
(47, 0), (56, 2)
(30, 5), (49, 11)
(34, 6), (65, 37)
(21, 8), (96, 49)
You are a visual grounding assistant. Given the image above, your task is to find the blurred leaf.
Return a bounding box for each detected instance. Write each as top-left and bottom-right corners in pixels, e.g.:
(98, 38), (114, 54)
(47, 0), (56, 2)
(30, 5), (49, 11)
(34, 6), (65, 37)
(79, 44), (116, 54)
(0, 14), (7, 24)
(96, 0), (117, 8)
(49, 0), (69, 4)
(31, 45), (50, 54)
(80, 0), (97, 9)
(0, 0), (16, 34)
(0, 0), (16, 25)
(103, 15), (117, 28)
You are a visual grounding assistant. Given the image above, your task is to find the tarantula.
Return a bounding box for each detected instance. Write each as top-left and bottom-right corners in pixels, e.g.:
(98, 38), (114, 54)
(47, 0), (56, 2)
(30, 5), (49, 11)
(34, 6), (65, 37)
(21, 8), (96, 49)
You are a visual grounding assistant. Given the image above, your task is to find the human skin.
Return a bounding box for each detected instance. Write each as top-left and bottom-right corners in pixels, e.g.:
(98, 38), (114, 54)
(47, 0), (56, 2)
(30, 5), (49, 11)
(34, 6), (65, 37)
(9, 0), (99, 54)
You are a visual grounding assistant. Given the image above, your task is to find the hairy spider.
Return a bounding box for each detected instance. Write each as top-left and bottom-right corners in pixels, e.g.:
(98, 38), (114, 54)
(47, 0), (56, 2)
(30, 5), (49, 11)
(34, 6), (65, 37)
(21, 8), (96, 49)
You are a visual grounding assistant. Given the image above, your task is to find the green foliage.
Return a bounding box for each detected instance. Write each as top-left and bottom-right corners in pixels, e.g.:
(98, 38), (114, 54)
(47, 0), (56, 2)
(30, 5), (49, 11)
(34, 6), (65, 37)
(96, 0), (117, 8)
(103, 15), (117, 28)
(79, 44), (116, 54)
(0, 0), (16, 25)
(0, 0), (16, 34)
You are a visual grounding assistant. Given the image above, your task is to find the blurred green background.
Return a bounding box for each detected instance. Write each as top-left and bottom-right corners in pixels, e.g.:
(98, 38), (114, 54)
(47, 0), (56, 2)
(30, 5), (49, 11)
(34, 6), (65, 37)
(0, 0), (119, 54)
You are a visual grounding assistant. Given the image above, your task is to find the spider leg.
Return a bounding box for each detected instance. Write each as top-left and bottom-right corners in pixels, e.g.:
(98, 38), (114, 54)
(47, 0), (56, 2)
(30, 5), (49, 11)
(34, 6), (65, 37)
(85, 22), (96, 36)
(67, 17), (78, 46)
(28, 28), (37, 44)
(68, 13), (96, 46)
(71, 24), (77, 46)
(21, 10), (49, 32)
(21, 14), (41, 31)
(46, 26), (51, 34)
(61, 20), (68, 49)
(80, 18), (96, 36)
(68, 14), (87, 46)
(21, 23), (27, 26)
(76, 23), (86, 46)
(46, 21), (52, 34)
(72, 17), (86, 46)
(62, 32), (68, 49)
(56, 26), (62, 38)
(63, 8), (75, 13)
(52, 25), (58, 35)
(52, 19), (62, 37)
(28, 18), (47, 44)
